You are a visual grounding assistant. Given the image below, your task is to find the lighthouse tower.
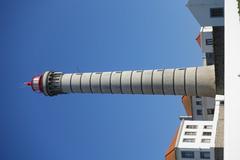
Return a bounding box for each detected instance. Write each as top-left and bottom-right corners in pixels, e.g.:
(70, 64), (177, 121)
(25, 65), (216, 97)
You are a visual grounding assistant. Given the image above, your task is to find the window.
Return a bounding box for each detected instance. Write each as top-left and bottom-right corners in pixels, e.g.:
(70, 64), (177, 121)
(207, 109), (214, 115)
(186, 125), (198, 129)
(206, 52), (215, 65)
(220, 101), (224, 105)
(206, 52), (214, 58)
(181, 151), (194, 158)
(177, 68), (185, 70)
(183, 138), (195, 143)
(204, 125), (213, 129)
(185, 132), (197, 136)
(196, 101), (202, 105)
(197, 109), (203, 115)
(205, 39), (213, 45)
(210, 8), (224, 17)
(196, 96), (201, 98)
(115, 71), (122, 74)
(203, 132), (212, 136)
(200, 152), (210, 159)
(201, 139), (211, 143)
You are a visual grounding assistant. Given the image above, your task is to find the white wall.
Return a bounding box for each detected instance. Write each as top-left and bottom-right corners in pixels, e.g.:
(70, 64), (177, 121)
(225, 1), (240, 159)
(186, 0), (224, 26)
(176, 120), (216, 160)
(177, 120), (215, 149)
(200, 26), (214, 53)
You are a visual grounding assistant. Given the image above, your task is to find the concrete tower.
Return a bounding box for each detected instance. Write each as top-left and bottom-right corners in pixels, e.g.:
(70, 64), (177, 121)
(25, 65), (216, 97)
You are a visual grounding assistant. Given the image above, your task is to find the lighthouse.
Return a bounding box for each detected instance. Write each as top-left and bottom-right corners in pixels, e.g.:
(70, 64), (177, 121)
(25, 65), (216, 97)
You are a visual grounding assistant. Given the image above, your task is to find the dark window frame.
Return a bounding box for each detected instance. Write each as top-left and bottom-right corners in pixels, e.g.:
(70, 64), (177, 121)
(206, 52), (215, 65)
(201, 139), (211, 143)
(204, 125), (213, 129)
(206, 52), (214, 58)
(203, 132), (212, 136)
(207, 109), (215, 115)
(205, 39), (213, 45)
(183, 138), (195, 143)
(210, 8), (224, 17)
(196, 101), (202, 105)
(185, 131), (197, 136)
(200, 151), (211, 159)
(186, 125), (198, 129)
(181, 151), (195, 158)
(197, 109), (203, 115)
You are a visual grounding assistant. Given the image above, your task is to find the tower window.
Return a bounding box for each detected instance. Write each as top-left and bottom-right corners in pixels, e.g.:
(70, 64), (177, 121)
(210, 8), (224, 17)
(200, 152), (211, 159)
(181, 151), (194, 158)
(177, 68), (185, 70)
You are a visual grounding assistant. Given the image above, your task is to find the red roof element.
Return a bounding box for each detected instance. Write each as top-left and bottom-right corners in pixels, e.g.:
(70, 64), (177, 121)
(182, 96), (192, 116)
(24, 74), (44, 92)
(196, 34), (201, 47)
(24, 81), (32, 86)
(165, 128), (179, 160)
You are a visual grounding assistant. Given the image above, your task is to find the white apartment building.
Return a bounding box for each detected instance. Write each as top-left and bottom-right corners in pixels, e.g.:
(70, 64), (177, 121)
(176, 120), (216, 160)
(186, 0), (224, 26)
(165, 95), (224, 160)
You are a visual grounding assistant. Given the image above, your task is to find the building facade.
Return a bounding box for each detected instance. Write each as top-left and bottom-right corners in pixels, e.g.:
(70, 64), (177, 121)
(165, 95), (224, 160)
(186, 0), (224, 26)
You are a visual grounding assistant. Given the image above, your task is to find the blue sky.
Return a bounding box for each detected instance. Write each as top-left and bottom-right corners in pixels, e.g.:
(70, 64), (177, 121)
(0, 0), (201, 159)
